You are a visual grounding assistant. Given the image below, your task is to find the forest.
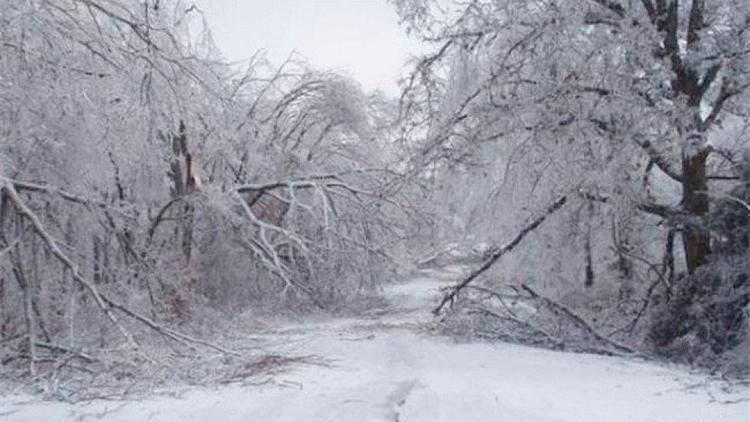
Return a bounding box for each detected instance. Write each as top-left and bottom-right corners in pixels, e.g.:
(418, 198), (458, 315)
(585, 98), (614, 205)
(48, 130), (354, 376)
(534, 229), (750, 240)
(0, 0), (748, 419)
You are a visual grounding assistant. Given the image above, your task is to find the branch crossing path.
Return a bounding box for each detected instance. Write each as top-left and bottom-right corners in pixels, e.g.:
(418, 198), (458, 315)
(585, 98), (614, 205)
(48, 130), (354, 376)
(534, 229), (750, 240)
(2, 267), (748, 421)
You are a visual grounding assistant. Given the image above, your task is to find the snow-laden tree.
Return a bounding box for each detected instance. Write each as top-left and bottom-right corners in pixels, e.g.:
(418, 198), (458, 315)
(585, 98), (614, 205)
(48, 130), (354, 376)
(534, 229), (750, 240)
(0, 0), (403, 388)
(393, 0), (749, 366)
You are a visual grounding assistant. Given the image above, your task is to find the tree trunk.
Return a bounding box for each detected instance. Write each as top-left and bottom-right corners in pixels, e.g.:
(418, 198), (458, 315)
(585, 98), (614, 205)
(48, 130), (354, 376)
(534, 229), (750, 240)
(10, 215), (37, 376)
(681, 149), (710, 274)
(168, 120), (198, 266)
(167, 121), (199, 318)
(584, 201), (595, 288)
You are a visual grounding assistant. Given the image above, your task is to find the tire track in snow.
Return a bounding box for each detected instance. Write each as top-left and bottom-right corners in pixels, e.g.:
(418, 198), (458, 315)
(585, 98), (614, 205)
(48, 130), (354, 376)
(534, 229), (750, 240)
(384, 379), (420, 422)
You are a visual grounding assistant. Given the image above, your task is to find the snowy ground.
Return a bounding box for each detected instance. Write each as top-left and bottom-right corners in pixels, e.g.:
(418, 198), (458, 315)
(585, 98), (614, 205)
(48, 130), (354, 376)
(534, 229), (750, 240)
(2, 268), (748, 421)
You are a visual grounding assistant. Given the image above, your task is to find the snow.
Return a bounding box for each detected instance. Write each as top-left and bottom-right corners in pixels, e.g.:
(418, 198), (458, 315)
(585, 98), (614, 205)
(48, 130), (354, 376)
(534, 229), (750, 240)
(2, 268), (748, 421)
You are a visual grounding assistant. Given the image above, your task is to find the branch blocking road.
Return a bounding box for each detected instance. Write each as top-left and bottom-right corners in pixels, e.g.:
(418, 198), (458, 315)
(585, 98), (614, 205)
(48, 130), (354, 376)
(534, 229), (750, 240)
(434, 196), (568, 315)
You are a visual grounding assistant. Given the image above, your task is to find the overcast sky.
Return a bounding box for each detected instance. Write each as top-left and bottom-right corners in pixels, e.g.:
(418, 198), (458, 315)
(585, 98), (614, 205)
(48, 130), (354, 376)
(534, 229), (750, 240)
(194, 0), (423, 95)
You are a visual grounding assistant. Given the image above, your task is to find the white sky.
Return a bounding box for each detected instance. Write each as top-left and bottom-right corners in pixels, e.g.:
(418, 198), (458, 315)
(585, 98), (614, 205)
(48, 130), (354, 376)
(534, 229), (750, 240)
(194, 0), (423, 95)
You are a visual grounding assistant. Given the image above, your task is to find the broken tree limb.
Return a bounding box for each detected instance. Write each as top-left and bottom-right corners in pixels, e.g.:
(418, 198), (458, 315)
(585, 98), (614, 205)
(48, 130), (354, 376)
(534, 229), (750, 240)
(232, 192), (325, 310)
(433, 195), (568, 315)
(101, 296), (241, 357)
(466, 306), (565, 349)
(2, 183), (241, 356)
(35, 342), (96, 363)
(2, 184), (140, 350)
(520, 284), (642, 356)
(9, 179), (108, 208)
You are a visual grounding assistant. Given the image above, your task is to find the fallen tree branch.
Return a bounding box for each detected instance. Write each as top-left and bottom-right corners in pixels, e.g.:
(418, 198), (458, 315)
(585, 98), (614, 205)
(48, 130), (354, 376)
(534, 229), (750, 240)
(433, 195), (568, 314)
(461, 285), (640, 356)
(2, 183), (240, 356)
(2, 184), (139, 349)
(467, 305), (565, 349)
(101, 297), (241, 356)
(233, 192), (324, 310)
(520, 284), (643, 356)
(8, 179), (108, 208)
(232, 169), (381, 195)
(35, 341), (96, 363)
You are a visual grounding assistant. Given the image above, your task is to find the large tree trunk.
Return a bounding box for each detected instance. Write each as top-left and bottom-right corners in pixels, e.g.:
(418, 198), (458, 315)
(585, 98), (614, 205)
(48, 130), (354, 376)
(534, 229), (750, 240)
(167, 121), (200, 319)
(681, 149), (710, 274)
(670, 0), (712, 275)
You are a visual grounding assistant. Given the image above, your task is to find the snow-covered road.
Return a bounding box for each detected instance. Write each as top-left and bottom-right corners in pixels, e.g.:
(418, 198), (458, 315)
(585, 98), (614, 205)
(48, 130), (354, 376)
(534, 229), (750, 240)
(2, 270), (748, 421)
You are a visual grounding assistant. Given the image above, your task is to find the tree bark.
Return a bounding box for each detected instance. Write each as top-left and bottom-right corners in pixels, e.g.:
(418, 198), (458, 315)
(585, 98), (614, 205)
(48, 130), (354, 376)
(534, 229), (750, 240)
(662, 0), (711, 275)
(169, 120), (195, 266)
(682, 149), (711, 273)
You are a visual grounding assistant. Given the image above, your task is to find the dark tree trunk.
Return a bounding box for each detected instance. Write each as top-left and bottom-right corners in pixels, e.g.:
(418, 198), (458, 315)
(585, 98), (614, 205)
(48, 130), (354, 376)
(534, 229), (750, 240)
(681, 149), (710, 274)
(584, 202), (595, 288)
